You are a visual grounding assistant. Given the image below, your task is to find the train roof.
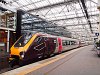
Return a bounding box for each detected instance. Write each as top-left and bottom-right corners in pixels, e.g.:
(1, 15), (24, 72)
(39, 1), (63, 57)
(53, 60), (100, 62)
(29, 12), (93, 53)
(23, 32), (78, 41)
(36, 32), (78, 41)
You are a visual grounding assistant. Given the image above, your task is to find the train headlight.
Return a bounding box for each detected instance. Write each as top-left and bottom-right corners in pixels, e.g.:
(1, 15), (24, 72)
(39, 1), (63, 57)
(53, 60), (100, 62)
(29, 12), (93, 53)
(20, 51), (25, 58)
(97, 47), (100, 50)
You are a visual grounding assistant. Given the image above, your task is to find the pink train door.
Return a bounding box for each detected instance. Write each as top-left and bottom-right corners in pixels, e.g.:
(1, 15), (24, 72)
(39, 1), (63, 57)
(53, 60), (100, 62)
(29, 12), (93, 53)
(58, 38), (62, 53)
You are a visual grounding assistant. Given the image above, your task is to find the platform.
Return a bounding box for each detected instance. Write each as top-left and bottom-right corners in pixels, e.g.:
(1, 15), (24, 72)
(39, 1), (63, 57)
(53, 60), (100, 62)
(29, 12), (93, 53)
(1, 45), (100, 75)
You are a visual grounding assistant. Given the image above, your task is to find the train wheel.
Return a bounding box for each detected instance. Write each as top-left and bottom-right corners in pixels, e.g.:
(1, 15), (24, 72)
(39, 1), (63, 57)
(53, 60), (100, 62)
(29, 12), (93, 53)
(19, 60), (24, 67)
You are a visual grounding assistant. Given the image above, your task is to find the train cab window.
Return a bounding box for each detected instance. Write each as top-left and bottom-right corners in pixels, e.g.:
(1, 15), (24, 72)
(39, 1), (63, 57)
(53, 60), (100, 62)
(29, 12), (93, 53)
(24, 33), (32, 44)
(14, 33), (32, 47)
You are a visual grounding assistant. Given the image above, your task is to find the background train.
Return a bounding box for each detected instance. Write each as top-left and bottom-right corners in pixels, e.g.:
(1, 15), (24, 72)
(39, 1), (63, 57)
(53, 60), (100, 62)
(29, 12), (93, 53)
(9, 32), (84, 67)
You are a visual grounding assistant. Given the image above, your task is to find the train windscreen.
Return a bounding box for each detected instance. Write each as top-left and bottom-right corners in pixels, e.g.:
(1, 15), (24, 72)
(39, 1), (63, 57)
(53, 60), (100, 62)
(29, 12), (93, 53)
(14, 33), (32, 47)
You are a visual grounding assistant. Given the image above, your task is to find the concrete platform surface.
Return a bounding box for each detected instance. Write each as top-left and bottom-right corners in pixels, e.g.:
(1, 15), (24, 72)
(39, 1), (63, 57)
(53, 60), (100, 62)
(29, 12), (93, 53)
(26, 45), (100, 75)
(1, 45), (100, 75)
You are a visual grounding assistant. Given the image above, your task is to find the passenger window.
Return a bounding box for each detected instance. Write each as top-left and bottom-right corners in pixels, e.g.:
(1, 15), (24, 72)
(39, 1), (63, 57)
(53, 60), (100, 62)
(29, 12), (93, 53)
(67, 41), (70, 45)
(69, 41), (72, 45)
(70, 41), (72, 45)
(65, 41), (68, 45)
(71, 41), (75, 45)
(62, 40), (66, 46)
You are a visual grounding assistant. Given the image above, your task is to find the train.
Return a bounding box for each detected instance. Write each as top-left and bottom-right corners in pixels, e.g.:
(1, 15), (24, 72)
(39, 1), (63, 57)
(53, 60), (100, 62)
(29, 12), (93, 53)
(9, 32), (81, 67)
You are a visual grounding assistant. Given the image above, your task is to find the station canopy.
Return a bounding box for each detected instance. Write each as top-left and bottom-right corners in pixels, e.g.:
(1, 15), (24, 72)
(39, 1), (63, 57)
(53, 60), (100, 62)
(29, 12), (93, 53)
(3, 0), (99, 41)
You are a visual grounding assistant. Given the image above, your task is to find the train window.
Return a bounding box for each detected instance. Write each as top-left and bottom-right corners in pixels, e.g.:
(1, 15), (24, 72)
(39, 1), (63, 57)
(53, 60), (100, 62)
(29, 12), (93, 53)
(70, 41), (72, 45)
(34, 37), (42, 43)
(71, 41), (75, 45)
(24, 33), (32, 44)
(65, 41), (67, 45)
(62, 40), (66, 46)
(66, 41), (70, 45)
(14, 33), (32, 47)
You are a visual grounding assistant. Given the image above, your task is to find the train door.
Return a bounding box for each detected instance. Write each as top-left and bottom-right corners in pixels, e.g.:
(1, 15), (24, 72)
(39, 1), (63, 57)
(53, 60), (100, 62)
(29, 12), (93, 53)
(57, 38), (62, 53)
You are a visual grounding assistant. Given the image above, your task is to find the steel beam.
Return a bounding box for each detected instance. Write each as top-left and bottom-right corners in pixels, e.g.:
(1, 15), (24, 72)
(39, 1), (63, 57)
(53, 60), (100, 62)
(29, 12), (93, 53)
(80, 0), (93, 33)
(49, 14), (98, 21)
(63, 22), (98, 27)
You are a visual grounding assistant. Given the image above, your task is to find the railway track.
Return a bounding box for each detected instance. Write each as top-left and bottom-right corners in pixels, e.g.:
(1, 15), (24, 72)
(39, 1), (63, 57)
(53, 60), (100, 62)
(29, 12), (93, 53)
(0, 65), (19, 74)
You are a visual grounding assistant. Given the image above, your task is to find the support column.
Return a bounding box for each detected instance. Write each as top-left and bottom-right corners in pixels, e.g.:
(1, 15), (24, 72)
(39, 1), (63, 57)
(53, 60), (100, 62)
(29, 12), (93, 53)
(97, 0), (100, 40)
(98, 14), (100, 40)
(7, 30), (10, 52)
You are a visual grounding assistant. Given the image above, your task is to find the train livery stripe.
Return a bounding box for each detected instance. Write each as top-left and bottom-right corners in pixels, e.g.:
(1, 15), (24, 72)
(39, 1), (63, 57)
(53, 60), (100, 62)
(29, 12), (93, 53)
(16, 47), (83, 75)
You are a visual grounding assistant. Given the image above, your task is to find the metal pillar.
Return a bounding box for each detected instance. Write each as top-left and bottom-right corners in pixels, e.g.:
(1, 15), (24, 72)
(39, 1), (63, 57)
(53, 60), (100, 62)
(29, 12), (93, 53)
(98, 14), (100, 40)
(97, 0), (100, 40)
(7, 30), (10, 52)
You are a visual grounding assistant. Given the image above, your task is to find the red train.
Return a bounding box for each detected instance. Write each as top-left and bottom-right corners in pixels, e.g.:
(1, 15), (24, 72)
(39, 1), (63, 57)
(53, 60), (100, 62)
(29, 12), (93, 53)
(9, 32), (80, 67)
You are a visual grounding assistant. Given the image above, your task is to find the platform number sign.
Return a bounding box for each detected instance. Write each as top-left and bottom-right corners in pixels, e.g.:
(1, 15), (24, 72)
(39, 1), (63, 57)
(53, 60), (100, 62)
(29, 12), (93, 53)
(95, 33), (99, 37)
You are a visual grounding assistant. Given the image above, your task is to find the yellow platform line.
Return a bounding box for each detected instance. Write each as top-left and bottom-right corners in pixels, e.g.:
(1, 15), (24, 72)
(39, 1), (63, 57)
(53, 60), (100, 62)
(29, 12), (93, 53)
(16, 47), (84, 75)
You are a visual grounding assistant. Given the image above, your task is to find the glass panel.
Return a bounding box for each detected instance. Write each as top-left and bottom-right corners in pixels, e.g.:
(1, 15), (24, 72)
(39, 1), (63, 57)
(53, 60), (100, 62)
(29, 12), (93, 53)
(35, 0), (49, 8)
(14, 33), (33, 47)
(48, 0), (64, 4)
(0, 14), (6, 27)
(0, 10), (16, 29)
(6, 13), (16, 29)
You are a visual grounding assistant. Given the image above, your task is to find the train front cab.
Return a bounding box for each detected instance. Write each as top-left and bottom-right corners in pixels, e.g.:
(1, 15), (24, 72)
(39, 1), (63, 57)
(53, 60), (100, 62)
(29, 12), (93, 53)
(9, 33), (37, 66)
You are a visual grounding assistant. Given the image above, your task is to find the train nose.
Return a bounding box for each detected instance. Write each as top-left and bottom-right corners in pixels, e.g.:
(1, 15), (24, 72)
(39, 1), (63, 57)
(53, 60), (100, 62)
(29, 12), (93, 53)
(10, 47), (24, 56)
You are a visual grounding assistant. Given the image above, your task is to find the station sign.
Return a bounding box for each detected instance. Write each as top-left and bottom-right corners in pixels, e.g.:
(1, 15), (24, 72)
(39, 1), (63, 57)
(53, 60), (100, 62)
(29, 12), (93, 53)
(95, 33), (99, 37)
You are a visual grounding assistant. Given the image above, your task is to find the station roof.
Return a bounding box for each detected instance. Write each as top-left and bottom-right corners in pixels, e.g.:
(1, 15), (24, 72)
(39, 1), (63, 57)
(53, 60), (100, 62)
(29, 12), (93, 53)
(3, 0), (99, 41)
